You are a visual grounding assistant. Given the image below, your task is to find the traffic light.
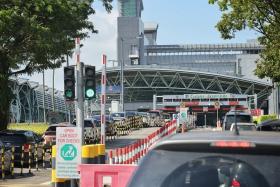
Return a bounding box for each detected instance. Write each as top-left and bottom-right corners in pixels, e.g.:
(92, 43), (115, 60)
(84, 65), (96, 100)
(64, 66), (75, 101)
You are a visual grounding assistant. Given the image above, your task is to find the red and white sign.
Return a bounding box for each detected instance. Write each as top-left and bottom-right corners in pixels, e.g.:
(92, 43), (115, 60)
(250, 109), (262, 116)
(214, 101), (220, 109)
(203, 107), (208, 112)
(185, 101), (199, 106)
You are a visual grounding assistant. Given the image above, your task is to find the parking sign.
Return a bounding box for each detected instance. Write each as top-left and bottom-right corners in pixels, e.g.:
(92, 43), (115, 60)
(56, 127), (81, 179)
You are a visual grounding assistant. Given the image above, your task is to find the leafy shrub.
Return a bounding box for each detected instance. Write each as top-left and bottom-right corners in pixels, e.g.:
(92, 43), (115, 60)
(7, 123), (49, 136)
(254, 115), (277, 124)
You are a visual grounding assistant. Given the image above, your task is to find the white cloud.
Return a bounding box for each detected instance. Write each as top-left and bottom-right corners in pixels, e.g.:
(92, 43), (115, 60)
(21, 9), (118, 91)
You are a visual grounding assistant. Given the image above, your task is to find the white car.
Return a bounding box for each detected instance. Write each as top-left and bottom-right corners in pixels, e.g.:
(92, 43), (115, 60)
(230, 123), (257, 131)
(72, 119), (99, 143)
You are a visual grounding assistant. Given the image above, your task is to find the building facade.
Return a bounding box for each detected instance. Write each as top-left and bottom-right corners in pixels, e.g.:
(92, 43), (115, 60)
(114, 0), (273, 113)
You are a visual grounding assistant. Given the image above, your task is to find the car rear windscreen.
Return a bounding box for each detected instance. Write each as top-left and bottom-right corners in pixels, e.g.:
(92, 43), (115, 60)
(0, 134), (27, 145)
(225, 115), (252, 129)
(129, 150), (280, 187)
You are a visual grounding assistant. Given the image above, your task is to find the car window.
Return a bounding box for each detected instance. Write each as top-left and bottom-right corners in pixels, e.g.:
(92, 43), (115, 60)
(33, 134), (41, 142)
(0, 134), (27, 145)
(112, 113), (125, 117)
(162, 156), (270, 187)
(46, 126), (57, 132)
(84, 120), (93, 128)
(128, 150), (280, 187)
(238, 125), (256, 131)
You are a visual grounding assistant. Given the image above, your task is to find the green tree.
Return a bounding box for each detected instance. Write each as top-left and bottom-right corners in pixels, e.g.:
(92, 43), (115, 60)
(209, 0), (280, 81)
(0, 0), (112, 130)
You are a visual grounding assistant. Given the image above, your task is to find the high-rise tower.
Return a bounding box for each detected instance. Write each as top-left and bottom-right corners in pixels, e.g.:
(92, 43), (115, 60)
(117, 0), (145, 66)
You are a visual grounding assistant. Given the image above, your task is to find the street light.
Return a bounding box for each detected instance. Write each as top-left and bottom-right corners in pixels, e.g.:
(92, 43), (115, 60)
(120, 34), (144, 112)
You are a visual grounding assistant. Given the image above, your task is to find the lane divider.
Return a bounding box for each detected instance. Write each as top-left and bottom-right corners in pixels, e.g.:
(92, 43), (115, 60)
(107, 120), (177, 165)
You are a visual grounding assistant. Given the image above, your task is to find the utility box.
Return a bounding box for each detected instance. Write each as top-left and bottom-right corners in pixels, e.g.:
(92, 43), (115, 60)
(111, 101), (120, 113)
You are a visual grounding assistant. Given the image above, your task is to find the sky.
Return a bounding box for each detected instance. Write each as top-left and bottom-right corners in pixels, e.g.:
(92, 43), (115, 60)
(22, 0), (259, 90)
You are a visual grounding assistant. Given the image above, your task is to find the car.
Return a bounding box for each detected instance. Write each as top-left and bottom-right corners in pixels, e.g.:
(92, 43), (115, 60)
(147, 110), (164, 127)
(0, 139), (12, 173)
(137, 112), (149, 127)
(0, 130), (44, 164)
(162, 113), (171, 123)
(222, 110), (253, 131)
(111, 112), (126, 121)
(128, 131), (280, 187)
(230, 123), (257, 131)
(92, 115), (116, 136)
(72, 119), (100, 143)
(42, 123), (75, 150)
(257, 119), (280, 131)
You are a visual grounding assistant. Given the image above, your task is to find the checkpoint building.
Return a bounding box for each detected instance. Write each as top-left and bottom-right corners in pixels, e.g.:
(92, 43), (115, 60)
(96, 0), (273, 115)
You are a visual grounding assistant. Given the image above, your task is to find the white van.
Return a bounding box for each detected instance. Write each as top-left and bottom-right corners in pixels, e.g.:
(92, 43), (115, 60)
(222, 110), (253, 131)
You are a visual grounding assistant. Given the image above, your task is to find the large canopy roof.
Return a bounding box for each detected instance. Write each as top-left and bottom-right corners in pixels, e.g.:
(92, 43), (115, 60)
(96, 65), (272, 107)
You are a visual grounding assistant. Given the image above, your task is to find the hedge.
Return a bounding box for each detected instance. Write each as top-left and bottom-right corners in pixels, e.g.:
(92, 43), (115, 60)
(253, 115), (277, 124)
(7, 123), (49, 136)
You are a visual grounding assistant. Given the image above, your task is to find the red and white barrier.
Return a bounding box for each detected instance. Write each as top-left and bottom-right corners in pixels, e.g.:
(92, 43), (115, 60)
(107, 120), (177, 165)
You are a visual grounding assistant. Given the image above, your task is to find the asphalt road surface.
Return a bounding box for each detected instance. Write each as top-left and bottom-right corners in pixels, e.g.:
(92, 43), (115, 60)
(0, 127), (159, 187)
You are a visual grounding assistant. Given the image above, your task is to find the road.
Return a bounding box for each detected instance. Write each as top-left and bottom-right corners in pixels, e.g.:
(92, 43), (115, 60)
(0, 127), (159, 187)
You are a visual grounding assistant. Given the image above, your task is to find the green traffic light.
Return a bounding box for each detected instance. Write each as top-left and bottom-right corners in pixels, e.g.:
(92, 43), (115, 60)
(85, 89), (95, 98)
(65, 90), (73, 98)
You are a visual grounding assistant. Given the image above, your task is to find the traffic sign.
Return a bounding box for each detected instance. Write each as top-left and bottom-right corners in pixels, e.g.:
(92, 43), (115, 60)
(214, 101), (220, 109)
(173, 114), (178, 120)
(60, 144), (77, 161)
(56, 127), (81, 179)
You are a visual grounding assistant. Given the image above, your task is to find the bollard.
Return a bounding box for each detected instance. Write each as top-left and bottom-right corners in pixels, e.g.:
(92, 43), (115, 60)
(119, 148), (123, 164)
(42, 148), (45, 169)
(11, 145), (15, 178)
(20, 145), (24, 175)
(82, 145), (98, 164)
(123, 147), (127, 164)
(1, 145), (5, 180)
(115, 148), (119, 164)
(35, 144), (38, 171)
(108, 150), (113, 165)
(28, 144), (32, 174)
(128, 145), (132, 164)
(97, 144), (105, 164)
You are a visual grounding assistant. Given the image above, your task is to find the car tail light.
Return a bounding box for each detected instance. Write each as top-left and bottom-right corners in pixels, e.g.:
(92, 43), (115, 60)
(231, 179), (241, 187)
(211, 141), (255, 148)
(23, 144), (30, 152)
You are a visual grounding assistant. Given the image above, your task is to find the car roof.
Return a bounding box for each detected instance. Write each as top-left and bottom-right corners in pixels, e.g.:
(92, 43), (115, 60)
(226, 110), (251, 115)
(153, 131), (280, 150)
(231, 123), (255, 126)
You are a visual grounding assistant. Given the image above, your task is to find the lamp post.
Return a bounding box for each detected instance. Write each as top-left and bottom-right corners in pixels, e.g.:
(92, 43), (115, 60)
(120, 37), (124, 112)
(119, 34), (143, 112)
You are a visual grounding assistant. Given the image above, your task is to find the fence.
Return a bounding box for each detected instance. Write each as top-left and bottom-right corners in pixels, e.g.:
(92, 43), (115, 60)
(107, 120), (177, 165)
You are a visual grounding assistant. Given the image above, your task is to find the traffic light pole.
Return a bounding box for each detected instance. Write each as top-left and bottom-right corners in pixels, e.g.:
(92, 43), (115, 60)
(75, 38), (84, 145)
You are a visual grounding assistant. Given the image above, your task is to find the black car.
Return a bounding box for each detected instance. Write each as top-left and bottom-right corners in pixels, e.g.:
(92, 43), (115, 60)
(257, 119), (280, 131)
(0, 139), (12, 173)
(128, 131), (280, 187)
(0, 130), (44, 164)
